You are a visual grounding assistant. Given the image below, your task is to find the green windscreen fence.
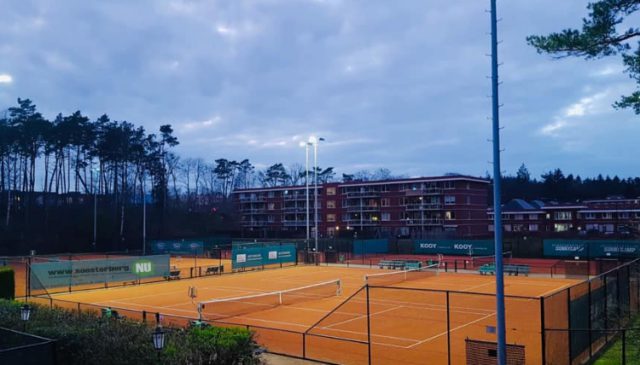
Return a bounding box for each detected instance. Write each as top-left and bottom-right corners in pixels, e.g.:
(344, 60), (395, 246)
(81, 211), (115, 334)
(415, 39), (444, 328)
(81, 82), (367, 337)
(231, 244), (296, 270)
(29, 255), (170, 294)
(544, 239), (640, 259)
(413, 239), (494, 255)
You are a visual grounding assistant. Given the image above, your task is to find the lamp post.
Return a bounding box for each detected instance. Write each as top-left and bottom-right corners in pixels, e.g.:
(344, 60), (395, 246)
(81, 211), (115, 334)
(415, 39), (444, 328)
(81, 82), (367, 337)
(152, 325), (166, 351)
(309, 136), (325, 254)
(299, 141), (311, 253)
(21, 304), (31, 332)
(92, 167), (100, 250)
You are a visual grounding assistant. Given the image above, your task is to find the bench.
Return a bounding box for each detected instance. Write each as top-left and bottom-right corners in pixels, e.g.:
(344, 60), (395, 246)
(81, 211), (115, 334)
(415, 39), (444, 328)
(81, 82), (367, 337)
(378, 260), (406, 270)
(204, 265), (224, 275)
(166, 269), (181, 280)
(479, 264), (495, 275)
(504, 264), (530, 276)
(404, 261), (422, 270)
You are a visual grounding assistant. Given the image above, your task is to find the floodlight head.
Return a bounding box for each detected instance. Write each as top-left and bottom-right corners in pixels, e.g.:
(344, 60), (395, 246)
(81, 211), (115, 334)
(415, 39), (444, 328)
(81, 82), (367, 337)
(308, 136), (317, 144)
(299, 141), (306, 147)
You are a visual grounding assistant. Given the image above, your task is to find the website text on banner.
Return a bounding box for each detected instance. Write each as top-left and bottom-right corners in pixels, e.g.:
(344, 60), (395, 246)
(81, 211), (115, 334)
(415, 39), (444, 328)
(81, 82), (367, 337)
(232, 244), (296, 270)
(414, 240), (494, 255)
(543, 240), (640, 259)
(30, 255), (170, 292)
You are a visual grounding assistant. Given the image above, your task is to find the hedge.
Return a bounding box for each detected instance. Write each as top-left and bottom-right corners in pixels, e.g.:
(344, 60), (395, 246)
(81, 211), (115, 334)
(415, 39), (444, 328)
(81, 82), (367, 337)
(0, 300), (262, 365)
(0, 266), (15, 300)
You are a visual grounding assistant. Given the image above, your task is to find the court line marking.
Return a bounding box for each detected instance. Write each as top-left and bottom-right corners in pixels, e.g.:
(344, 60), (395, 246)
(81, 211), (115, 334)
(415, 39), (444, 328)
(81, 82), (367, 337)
(406, 311), (497, 349)
(322, 306), (402, 329)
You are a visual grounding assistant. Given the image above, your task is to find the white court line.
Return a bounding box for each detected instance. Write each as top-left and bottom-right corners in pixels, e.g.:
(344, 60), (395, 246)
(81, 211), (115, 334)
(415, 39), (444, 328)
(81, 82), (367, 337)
(406, 311), (497, 349)
(459, 281), (496, 292)
(314, 326), (418, 347)
(323, 306), (402, 329)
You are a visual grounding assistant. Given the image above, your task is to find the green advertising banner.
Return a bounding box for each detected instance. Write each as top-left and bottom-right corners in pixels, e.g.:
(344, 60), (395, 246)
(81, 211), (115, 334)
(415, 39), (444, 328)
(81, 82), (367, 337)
(413, 240), (494, 255)
(30, 255), (170, 291)
(232, 244), (296, 269)
(544, 240), (640, 258)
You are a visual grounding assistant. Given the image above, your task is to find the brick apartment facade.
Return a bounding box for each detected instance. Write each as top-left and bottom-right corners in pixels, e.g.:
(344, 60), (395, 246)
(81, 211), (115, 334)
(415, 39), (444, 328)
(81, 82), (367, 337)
(232, 175), (490, 238)
(488, 198), (640, 236)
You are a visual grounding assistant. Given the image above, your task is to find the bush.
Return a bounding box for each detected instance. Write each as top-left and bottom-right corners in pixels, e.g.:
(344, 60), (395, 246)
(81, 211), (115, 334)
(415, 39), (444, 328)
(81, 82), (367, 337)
(0, 267), (15, 300)
(0, 299), (263, 365)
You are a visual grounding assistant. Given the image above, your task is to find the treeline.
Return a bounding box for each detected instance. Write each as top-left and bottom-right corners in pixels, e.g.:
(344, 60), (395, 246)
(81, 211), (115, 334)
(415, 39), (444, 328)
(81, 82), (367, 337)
(501, 164), (640, 202)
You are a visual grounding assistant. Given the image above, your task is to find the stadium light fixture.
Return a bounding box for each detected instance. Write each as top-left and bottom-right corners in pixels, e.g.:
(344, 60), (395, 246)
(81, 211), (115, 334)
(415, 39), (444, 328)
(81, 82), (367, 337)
(152, 326), (165, 350)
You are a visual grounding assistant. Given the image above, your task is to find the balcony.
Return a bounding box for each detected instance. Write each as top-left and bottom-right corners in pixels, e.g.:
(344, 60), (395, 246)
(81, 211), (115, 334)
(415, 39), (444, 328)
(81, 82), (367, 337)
(282, 206), (308, 212)
(239, 196), (267, 202)
(241, 220), (269, 227)
(405, 203), (442, 211)
(344, 205), (381, 212)
(404, 218), (444, 226)
(341, 218), (381, 226)
(240, 208), (268, 214)
(404, 188), (442, 196)
(344, 191), (381, 198)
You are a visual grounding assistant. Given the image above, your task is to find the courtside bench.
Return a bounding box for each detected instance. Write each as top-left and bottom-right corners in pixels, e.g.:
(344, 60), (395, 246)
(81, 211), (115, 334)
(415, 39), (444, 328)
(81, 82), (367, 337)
(166, 268), (181, 280)
(505, 264), (530, 276)
(479, 264), (495, 275)
(378, 260), (406, 269)
(204, 265), (224, 275)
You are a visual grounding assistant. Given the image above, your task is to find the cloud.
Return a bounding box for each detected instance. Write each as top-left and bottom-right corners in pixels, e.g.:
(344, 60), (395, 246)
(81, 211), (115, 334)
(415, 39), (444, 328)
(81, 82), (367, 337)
(0, 74), (12, 84)
(1, 0), (639, 179)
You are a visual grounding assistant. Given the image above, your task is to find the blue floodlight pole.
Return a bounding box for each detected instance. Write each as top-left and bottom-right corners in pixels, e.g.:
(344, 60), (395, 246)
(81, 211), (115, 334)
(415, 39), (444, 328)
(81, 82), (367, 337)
(490, 0), (507, 364)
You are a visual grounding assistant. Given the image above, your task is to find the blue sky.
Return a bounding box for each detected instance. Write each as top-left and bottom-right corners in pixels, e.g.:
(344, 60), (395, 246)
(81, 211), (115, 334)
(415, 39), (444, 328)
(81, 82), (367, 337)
(1, 0), (638, 179)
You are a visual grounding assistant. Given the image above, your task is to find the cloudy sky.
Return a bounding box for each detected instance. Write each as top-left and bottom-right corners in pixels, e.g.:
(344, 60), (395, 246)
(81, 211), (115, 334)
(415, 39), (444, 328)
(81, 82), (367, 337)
(1, 0), (638, 179)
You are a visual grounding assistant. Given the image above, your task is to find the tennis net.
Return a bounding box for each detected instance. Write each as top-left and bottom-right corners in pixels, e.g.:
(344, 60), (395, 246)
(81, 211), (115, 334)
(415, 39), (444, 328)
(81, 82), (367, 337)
(365, 264), (439, 286)
(198, 279), (342, 320)
(471, 251), (512, 268)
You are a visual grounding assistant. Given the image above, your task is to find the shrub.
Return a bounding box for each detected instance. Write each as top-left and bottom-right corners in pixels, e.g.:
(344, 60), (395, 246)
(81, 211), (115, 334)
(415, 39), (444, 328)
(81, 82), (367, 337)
(0, 266), (15, 300)
(0, 300), (263, 365)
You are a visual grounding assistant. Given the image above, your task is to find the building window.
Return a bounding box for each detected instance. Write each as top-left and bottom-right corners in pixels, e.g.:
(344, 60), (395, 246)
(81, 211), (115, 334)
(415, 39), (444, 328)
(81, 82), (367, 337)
(267, 215), (275, 223)
(488, 225), (494, 232)
(554, 211), (572, 220)
(443, 181), (454, 189)
(554, 223), (571, 232)
(381, 198), (390, 207)
(529, 224), (538, 231)
(444, 196), (456, 205)
(619, 212), (630, 219)
(268, 191), (274, 198)
(582, 212), (596, 219)
(327, 200), (336, 209)
(466, 196), (471, 205)
(268, 203), (275, 210)
(504, 225), (512, 232)
(602, 213), (613, 219)
(326, 187), (336, 196)
(529, 214), (538, 220)
(381, 212), (391, 221)
(327, 214), (336, 222)
(514, 214), (524, 220)
(445, 211), (455, 220)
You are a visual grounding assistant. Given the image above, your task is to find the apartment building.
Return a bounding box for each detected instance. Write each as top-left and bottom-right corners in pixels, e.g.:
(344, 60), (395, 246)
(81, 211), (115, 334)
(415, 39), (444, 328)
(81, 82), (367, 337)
(232, 175), (490, 238)
(488, 197), (640, 235)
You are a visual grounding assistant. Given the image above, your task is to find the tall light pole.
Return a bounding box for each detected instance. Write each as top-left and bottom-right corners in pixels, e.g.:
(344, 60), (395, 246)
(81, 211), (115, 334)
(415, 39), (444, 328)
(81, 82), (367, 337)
(299, 141), (311, 253)
(490, 0), (507, 363)
(309, 136), (325, 253)
(142, 168), (147, 256)
(92, 167), (100, 250)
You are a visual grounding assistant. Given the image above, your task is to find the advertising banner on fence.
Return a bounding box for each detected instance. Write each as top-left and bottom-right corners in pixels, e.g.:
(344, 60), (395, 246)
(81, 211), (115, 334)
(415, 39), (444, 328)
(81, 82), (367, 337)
(30, 255), (171, 291)
(544, 240), (640, 258)
(151, 240), (205, 255)
(353, 239), (389, 255)
(413, 240), (494, 255)
(231, 244), (296, 269)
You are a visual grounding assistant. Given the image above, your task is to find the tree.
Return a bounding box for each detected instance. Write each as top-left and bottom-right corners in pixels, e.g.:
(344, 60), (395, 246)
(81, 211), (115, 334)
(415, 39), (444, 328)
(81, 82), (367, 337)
(516, 163), (531, 182)
(527, 1), (640, 113)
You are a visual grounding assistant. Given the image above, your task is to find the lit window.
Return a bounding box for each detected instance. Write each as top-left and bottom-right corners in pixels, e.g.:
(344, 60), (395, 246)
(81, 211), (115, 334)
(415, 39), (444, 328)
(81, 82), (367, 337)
(326, 214), (336, 222)
(326, 187), (336, 196)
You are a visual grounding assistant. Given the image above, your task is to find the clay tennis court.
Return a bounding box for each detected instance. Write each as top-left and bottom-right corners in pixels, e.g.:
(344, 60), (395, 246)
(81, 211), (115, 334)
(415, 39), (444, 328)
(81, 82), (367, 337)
(36, 265), (578, 365)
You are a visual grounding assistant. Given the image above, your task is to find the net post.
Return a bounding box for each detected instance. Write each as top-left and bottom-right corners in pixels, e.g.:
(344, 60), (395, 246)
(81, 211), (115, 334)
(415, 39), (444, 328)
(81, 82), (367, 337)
(540, 296), (546, 365)
(567, 286), (572, 365)
(365, 284), (372, 365)
(446, 291), (451, 365)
